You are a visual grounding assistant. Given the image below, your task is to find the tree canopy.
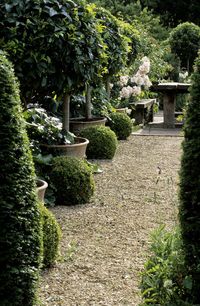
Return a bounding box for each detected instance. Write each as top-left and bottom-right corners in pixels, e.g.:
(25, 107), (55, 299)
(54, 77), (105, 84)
(140, 0), (200, 27)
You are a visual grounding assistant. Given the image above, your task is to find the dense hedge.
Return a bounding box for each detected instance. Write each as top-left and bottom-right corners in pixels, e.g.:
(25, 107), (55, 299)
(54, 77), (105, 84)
(179, 53), (200, 303)
(40, 204), (62, 268)
(0, 51), (42, 305)
(80, 126), (118, 159)
(107, 112), (133, 140)
(51, 156), (95, 205)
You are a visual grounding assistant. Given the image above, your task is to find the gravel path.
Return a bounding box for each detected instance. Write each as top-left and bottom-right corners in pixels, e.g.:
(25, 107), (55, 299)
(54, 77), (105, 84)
(39, 135), (183, 306)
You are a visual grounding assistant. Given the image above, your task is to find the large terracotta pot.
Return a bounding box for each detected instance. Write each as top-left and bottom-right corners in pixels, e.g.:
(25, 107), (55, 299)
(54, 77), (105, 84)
(70, 117), (107, 135)
(41, 137), (89, 158)
(36, 179), (48, 203)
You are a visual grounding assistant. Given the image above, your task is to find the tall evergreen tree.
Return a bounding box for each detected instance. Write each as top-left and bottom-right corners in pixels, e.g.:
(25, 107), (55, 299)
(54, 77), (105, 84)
(0, 51), (42, 305)
(179, 52), (200, 303)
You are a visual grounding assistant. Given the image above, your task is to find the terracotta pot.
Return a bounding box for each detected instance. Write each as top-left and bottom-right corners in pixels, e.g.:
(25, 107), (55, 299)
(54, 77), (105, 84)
(70, 117), (107, 135)
(41, 137), (89, 158)
(36, 179), (48, 203)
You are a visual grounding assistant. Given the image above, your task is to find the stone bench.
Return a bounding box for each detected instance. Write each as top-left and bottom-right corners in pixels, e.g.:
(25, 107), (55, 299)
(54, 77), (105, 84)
(130, 98), (156, 125)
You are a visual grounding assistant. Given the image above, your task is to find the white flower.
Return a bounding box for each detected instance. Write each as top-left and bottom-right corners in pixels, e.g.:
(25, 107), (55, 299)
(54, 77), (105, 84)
(120, 86), (133, 98)
(142, 75), (152, 88)
(109, 83), (114, 89)
(138, 57), (150, 74)
(132, 73), (145, 86)
(138, 62), (150, 74)
(130, 76), (137, 83)
(118, 56), (151, 99)
(119, 75), (129, 87)
(132, 86), (141, 96)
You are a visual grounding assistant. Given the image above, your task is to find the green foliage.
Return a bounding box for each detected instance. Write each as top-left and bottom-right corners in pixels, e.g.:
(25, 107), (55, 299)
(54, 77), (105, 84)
(80, 126), (118, 159)
(131, 18), (172, 82)
(40, 203), (62, 268)
(133, 8), (170, 42)
(89, 0), (142, 22)
(175, 94), (189, 112)
(0, 0), (107, 102)
(95, 7), (138, 78)
(107, 112), (133, 140)
(140, 0), (200, 27)
(179, 53), (200, 303)
(24, 107), (75, 147)
(169, 22), (200, 72)
(0, 51), (42, 305)
(91, 86), (115, 117)
(140, 226), (194, 306)
(51, 156), (95, 205)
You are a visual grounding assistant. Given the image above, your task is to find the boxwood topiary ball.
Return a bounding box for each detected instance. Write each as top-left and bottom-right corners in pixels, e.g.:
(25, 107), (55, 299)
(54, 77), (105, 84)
(51, 156), (95, 205)
(107, 112), (133, 140)
(80, 126), (118, 159)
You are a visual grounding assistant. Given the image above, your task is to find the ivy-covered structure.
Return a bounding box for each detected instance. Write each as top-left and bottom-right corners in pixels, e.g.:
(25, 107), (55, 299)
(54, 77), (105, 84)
(0, 51), (42, 305)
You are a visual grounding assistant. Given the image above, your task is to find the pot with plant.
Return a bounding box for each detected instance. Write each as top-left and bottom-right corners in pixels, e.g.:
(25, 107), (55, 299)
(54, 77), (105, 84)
(24, 107), (89, 158)
(70, 86), (107, 135)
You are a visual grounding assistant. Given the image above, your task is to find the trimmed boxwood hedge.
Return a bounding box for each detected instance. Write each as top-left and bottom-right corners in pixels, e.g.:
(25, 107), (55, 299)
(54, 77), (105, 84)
(107, 112), (133, 140)
(51, 156), (95, 205)
(80, 126), (118, 159)
(0, 51), (42, 305)
(179, 53), (200, 303)
(40, 203), (62, 268)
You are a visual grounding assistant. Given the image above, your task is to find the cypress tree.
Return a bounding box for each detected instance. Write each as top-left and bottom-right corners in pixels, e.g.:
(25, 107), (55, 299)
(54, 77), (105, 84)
(179, 52), (200, 302)
(0, 51), (42, 305)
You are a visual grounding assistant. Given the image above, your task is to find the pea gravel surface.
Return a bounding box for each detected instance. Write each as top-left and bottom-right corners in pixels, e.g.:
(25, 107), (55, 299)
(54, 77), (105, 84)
(39, 135), (183, 306)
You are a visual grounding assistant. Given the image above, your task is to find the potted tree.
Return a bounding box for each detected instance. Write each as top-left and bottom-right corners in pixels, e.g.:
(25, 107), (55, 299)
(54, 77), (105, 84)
(70, 8), (140, 134)
(69, 5), (109, 135)
(0, 0), (105, 157)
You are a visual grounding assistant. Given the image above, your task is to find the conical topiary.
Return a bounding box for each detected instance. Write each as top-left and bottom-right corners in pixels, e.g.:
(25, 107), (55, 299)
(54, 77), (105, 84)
(0, 51), (42, 305)
(179, 52), (200, 302)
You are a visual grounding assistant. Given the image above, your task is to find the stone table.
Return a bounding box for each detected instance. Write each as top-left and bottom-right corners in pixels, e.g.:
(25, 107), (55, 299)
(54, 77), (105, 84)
(151, 82), (191, 128)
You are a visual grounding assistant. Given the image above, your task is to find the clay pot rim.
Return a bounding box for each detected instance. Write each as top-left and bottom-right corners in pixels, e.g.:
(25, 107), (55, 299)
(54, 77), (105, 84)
(40, 137), (89, 148)
(36, 179), (48, 191)
(70, 117), (107, 123)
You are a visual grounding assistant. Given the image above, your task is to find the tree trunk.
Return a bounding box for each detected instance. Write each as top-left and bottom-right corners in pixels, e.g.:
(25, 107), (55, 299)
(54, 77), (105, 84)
(85, 83), (92, 120)
(106, 76), (111, 101)
(187, 58), (190, 74)
(63, 93), (70, 132)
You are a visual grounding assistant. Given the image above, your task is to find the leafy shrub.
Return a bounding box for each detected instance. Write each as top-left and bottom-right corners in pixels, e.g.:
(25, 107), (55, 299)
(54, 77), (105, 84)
(179, 53), (200, 303)
(107, 112), (133, 140)
(50, 156), (95, 205)
(140, 226), (193, 306)
(169, 22), (200, 72)
(24, 107), (74, 146)
(40, 203), (62, 268)
(80, 126), (118, 159)
(0, 51), (42, 305)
